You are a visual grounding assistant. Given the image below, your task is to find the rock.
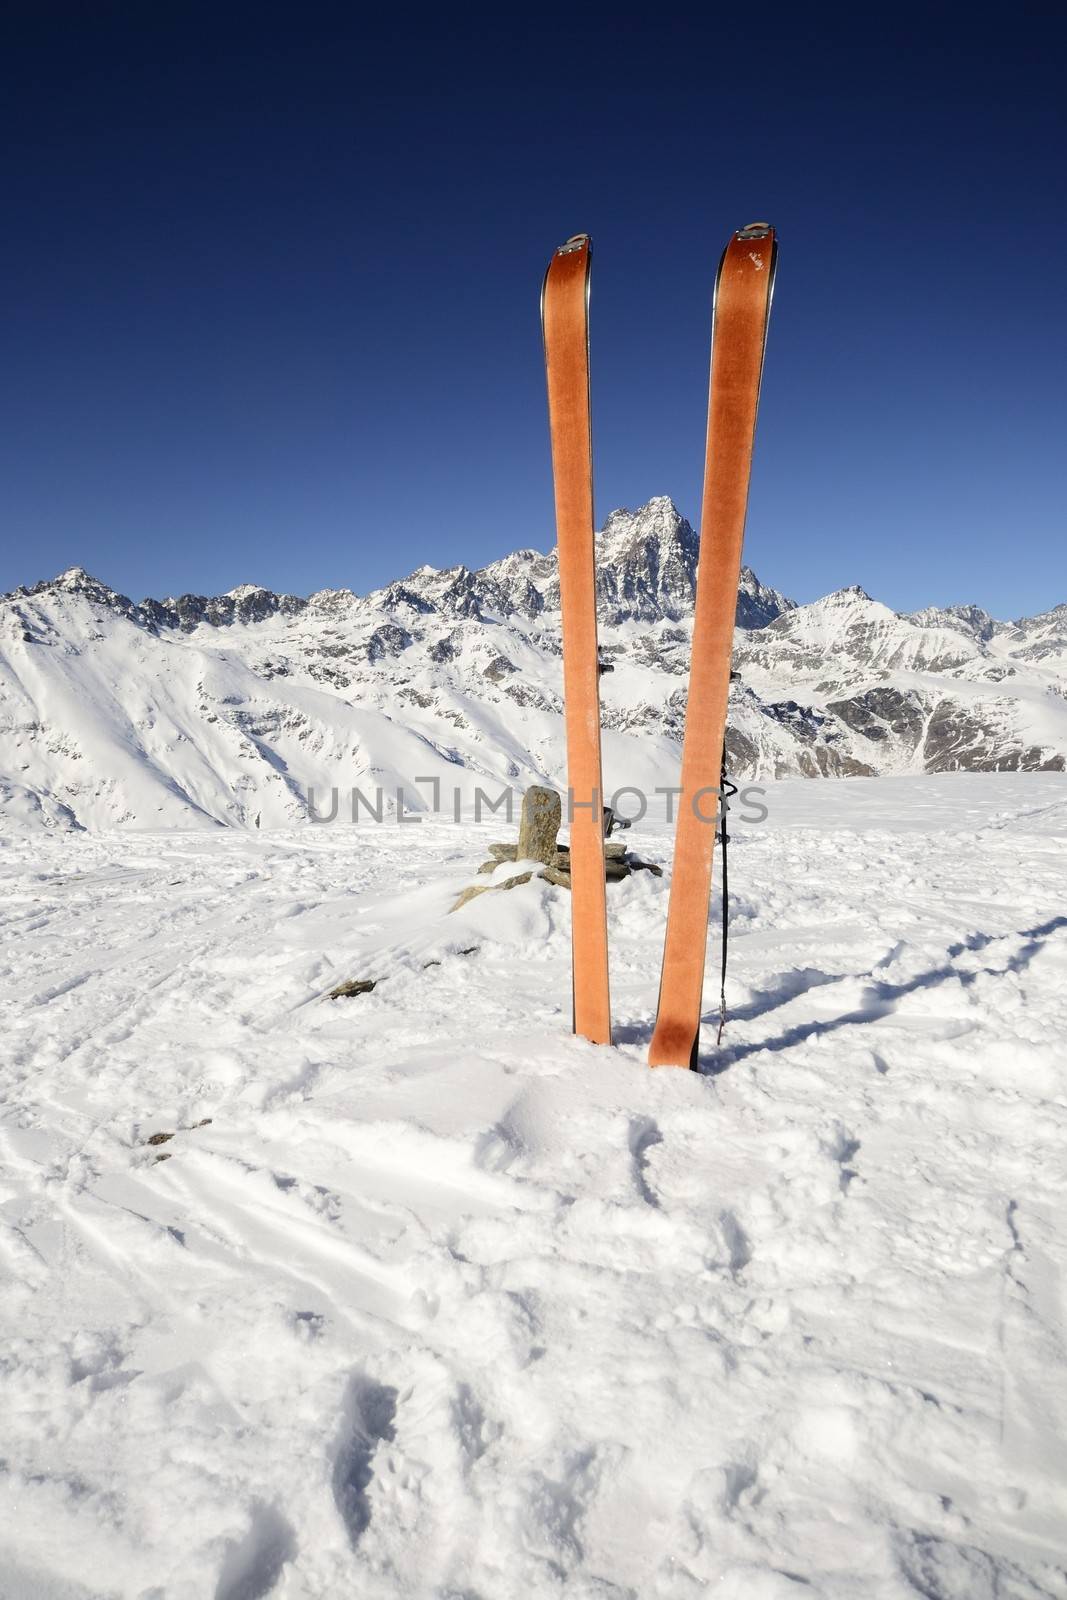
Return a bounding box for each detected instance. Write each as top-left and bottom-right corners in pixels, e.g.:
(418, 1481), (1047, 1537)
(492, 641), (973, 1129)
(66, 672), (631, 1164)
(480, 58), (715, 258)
(456, 785), (647, 911)
(425, 946), (476, 966)
(483, 654), (517, 682)
(540, 866), (572, 890)
(517, 786), (562, 865)
(328, 978), (377, 999)
(450, 883), (489, 912)
(542, 856), (647, 885)
(555, 839), (625, 859)
(449, 871), (534, 914)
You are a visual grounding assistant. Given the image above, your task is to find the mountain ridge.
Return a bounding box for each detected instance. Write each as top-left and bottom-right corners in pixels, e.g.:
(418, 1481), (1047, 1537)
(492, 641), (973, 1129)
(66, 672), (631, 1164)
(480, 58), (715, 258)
(4, 499), (797, 631)
(12, 493), (1057, 635)
(2, 497), (1065, 831)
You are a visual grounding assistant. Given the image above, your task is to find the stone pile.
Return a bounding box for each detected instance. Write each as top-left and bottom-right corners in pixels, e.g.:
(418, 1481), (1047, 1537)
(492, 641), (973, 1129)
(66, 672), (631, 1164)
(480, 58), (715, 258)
(450, 786), (661, 913)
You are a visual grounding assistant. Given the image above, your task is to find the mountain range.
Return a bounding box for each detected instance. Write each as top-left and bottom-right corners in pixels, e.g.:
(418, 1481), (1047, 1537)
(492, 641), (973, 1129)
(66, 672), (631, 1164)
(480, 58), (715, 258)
(2, 496), (1064, 831)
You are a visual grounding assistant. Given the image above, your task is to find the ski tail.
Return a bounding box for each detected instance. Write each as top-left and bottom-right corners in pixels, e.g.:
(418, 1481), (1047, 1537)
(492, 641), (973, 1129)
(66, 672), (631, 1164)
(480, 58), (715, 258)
(648, 223), (778, 1070)
(542, 234), (611, 1046)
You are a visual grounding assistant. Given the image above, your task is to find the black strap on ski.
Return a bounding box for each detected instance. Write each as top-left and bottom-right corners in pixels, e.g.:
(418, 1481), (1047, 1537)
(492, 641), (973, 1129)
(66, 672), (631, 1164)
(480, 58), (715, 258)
(716, 741), (738, 1046)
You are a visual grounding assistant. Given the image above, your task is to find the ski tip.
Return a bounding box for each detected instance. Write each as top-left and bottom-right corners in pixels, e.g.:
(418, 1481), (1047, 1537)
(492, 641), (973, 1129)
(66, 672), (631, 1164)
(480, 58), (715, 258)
(735, 222), (773, 240)
(541, 235), (591, 326)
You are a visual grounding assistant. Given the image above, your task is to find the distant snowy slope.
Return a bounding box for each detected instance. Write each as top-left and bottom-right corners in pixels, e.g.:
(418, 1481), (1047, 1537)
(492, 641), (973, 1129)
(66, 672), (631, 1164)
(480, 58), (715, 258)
(1, 497), (1064, 830)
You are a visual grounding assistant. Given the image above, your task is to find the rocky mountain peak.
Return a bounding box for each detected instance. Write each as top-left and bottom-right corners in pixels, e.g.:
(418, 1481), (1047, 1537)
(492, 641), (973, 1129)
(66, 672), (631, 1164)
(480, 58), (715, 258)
(23, 566), (138, 620)
(305, 586), (361, 615)
(37, 566), (121, 599)
(737, 565), (797, 630)
(600, 494), (691, 544)
(911, 603), (1000, 643)
(226, 582), (271, 601)
(593, 499), (796, 627)
(593, 498), (698, 621)
(1013, 601), (1067, 632)
(1, 496), (796, 637)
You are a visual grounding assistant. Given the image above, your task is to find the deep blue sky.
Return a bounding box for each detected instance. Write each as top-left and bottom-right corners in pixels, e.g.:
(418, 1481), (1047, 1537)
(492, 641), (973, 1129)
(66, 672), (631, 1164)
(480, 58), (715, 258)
(2, 5), (1064, 617)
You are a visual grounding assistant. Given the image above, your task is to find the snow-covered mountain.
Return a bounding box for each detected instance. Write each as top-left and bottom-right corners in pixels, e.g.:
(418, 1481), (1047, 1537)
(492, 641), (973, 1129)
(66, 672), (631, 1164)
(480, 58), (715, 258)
(2, 496), (1064, 830)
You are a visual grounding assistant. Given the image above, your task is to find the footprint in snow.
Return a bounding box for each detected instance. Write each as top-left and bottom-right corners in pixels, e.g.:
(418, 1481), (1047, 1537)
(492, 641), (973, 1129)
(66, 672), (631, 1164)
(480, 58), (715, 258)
(332, 1375), (399, 1549)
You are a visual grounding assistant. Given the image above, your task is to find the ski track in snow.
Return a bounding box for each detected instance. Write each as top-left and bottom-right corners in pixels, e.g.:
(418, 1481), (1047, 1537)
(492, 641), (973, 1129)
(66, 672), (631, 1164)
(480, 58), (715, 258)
(1, 773), (1065, 1599)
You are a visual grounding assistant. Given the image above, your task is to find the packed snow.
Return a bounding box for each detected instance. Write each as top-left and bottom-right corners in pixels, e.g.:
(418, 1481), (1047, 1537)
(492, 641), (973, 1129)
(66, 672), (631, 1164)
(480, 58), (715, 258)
(2, 773), (1065, 1597)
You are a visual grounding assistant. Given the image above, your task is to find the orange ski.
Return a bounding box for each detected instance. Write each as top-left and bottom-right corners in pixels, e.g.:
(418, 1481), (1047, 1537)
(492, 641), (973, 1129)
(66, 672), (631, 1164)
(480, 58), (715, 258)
(649, 223), (778, 1069)
(542, 234), (611, 1045)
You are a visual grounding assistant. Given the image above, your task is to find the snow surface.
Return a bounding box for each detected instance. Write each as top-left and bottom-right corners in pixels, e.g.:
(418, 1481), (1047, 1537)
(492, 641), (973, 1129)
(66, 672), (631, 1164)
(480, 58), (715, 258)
(1, 773), (1066, 1598)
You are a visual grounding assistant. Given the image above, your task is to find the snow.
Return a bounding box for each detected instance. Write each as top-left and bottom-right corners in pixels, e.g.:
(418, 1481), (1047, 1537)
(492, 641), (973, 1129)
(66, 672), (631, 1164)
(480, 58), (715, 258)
(2, 772), (1065, 1597)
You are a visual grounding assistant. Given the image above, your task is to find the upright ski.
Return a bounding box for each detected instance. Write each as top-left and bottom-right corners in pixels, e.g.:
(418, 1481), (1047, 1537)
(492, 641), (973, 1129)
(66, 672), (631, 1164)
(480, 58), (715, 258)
(542, 234), (611, 1045)
(649, 223), (777, 1069)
